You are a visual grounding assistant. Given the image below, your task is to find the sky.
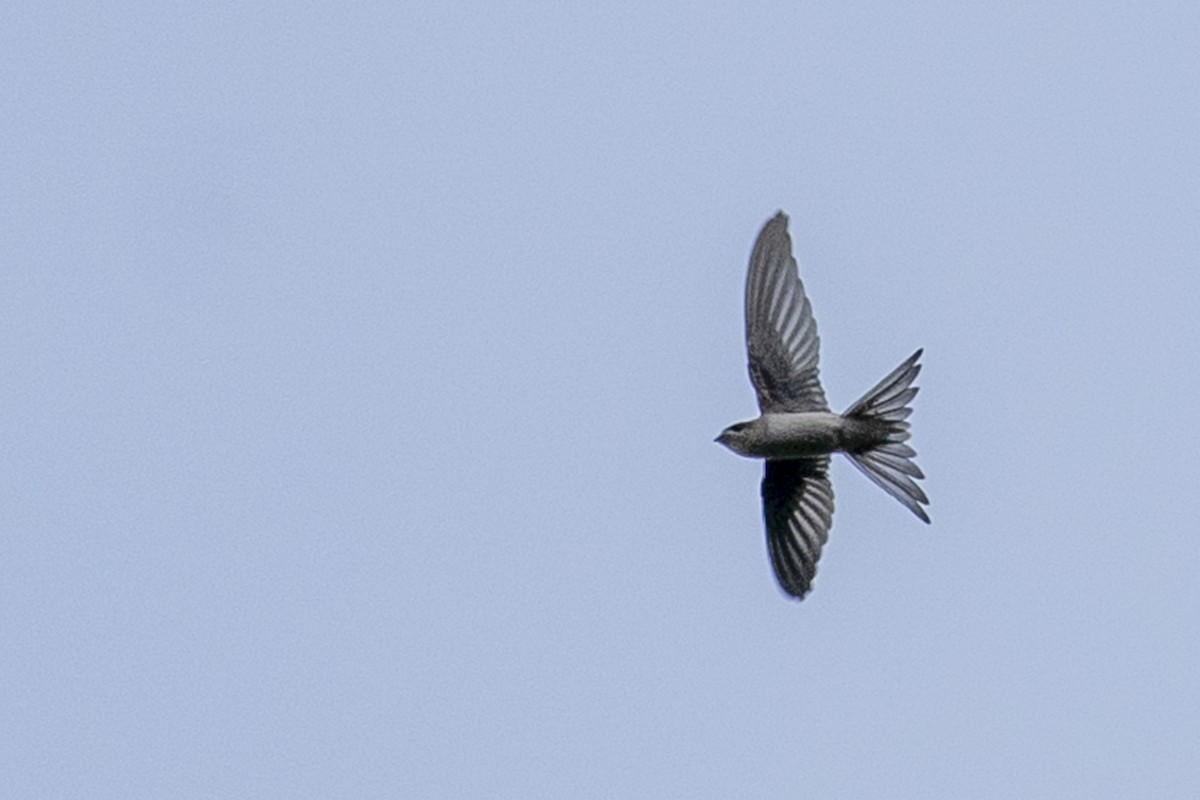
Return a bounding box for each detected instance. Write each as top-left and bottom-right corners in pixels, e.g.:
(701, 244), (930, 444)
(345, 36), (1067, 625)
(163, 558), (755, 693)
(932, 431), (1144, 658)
(3, 2), (1199, 797)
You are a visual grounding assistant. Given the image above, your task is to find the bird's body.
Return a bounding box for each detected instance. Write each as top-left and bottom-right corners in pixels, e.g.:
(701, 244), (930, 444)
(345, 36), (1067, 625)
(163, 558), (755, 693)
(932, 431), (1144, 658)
(716, 211), (930, 600)
(718, 412), (888, 459)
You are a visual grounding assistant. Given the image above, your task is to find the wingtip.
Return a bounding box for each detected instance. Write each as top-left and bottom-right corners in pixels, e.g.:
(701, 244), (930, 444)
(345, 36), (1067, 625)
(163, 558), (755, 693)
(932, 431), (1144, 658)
(765, 210), (789, 231)
(779, 580), (813, 601)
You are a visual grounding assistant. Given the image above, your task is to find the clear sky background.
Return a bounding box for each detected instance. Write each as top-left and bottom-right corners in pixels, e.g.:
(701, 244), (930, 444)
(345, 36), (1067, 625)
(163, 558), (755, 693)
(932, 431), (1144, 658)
(4, 2), (1199, 797)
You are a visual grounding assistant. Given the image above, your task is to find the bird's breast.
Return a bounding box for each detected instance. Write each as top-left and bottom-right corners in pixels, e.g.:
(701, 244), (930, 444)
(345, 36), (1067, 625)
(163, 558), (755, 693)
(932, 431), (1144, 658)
(752, 412), (845, 458)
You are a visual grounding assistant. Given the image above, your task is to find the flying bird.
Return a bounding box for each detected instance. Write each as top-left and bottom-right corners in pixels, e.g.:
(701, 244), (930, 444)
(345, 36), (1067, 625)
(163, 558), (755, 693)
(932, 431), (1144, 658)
(716, 212), (930, 600)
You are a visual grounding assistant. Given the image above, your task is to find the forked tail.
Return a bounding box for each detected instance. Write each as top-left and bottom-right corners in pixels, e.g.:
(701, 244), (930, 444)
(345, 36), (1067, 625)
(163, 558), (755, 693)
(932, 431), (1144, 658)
(842, 349), (930, 523)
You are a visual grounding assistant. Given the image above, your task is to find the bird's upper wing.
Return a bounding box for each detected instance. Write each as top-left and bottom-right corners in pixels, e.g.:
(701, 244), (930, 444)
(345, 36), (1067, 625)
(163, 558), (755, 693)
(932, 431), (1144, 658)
(761, 457), (835, 600)
(745, 212), (829, 413)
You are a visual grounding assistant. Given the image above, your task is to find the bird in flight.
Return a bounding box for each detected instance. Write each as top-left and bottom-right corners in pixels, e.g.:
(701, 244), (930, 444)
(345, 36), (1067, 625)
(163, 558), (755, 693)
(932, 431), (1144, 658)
(716, 212), (930, 600)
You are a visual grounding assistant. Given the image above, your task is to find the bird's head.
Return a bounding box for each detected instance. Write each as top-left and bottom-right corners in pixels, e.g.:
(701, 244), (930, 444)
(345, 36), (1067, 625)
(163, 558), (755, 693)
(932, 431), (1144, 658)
(715, 420), (756, 456)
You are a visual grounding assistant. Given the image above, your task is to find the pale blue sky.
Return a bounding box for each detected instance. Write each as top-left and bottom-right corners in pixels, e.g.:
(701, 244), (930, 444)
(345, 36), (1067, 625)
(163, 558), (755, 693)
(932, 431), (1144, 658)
(4, 2), (1199, 797)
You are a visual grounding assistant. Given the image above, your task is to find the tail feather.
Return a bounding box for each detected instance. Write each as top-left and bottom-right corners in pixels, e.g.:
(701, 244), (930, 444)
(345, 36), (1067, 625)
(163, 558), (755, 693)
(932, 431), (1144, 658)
(843, 349), (930, 523)
(869, 444), (924, 478)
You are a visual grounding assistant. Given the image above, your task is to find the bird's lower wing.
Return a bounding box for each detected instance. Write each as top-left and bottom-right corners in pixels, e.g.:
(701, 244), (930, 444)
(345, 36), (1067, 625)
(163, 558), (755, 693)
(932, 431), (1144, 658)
(761, 457), (835, 600)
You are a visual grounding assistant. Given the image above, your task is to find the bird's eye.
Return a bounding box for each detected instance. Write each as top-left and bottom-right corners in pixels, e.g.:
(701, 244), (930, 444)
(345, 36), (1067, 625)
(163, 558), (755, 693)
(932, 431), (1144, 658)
(729, 422), (748, 433)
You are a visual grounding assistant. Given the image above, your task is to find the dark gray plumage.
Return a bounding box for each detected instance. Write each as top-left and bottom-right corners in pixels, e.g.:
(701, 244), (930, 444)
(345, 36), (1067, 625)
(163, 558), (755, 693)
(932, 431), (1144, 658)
(716, 212), (930, 600)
